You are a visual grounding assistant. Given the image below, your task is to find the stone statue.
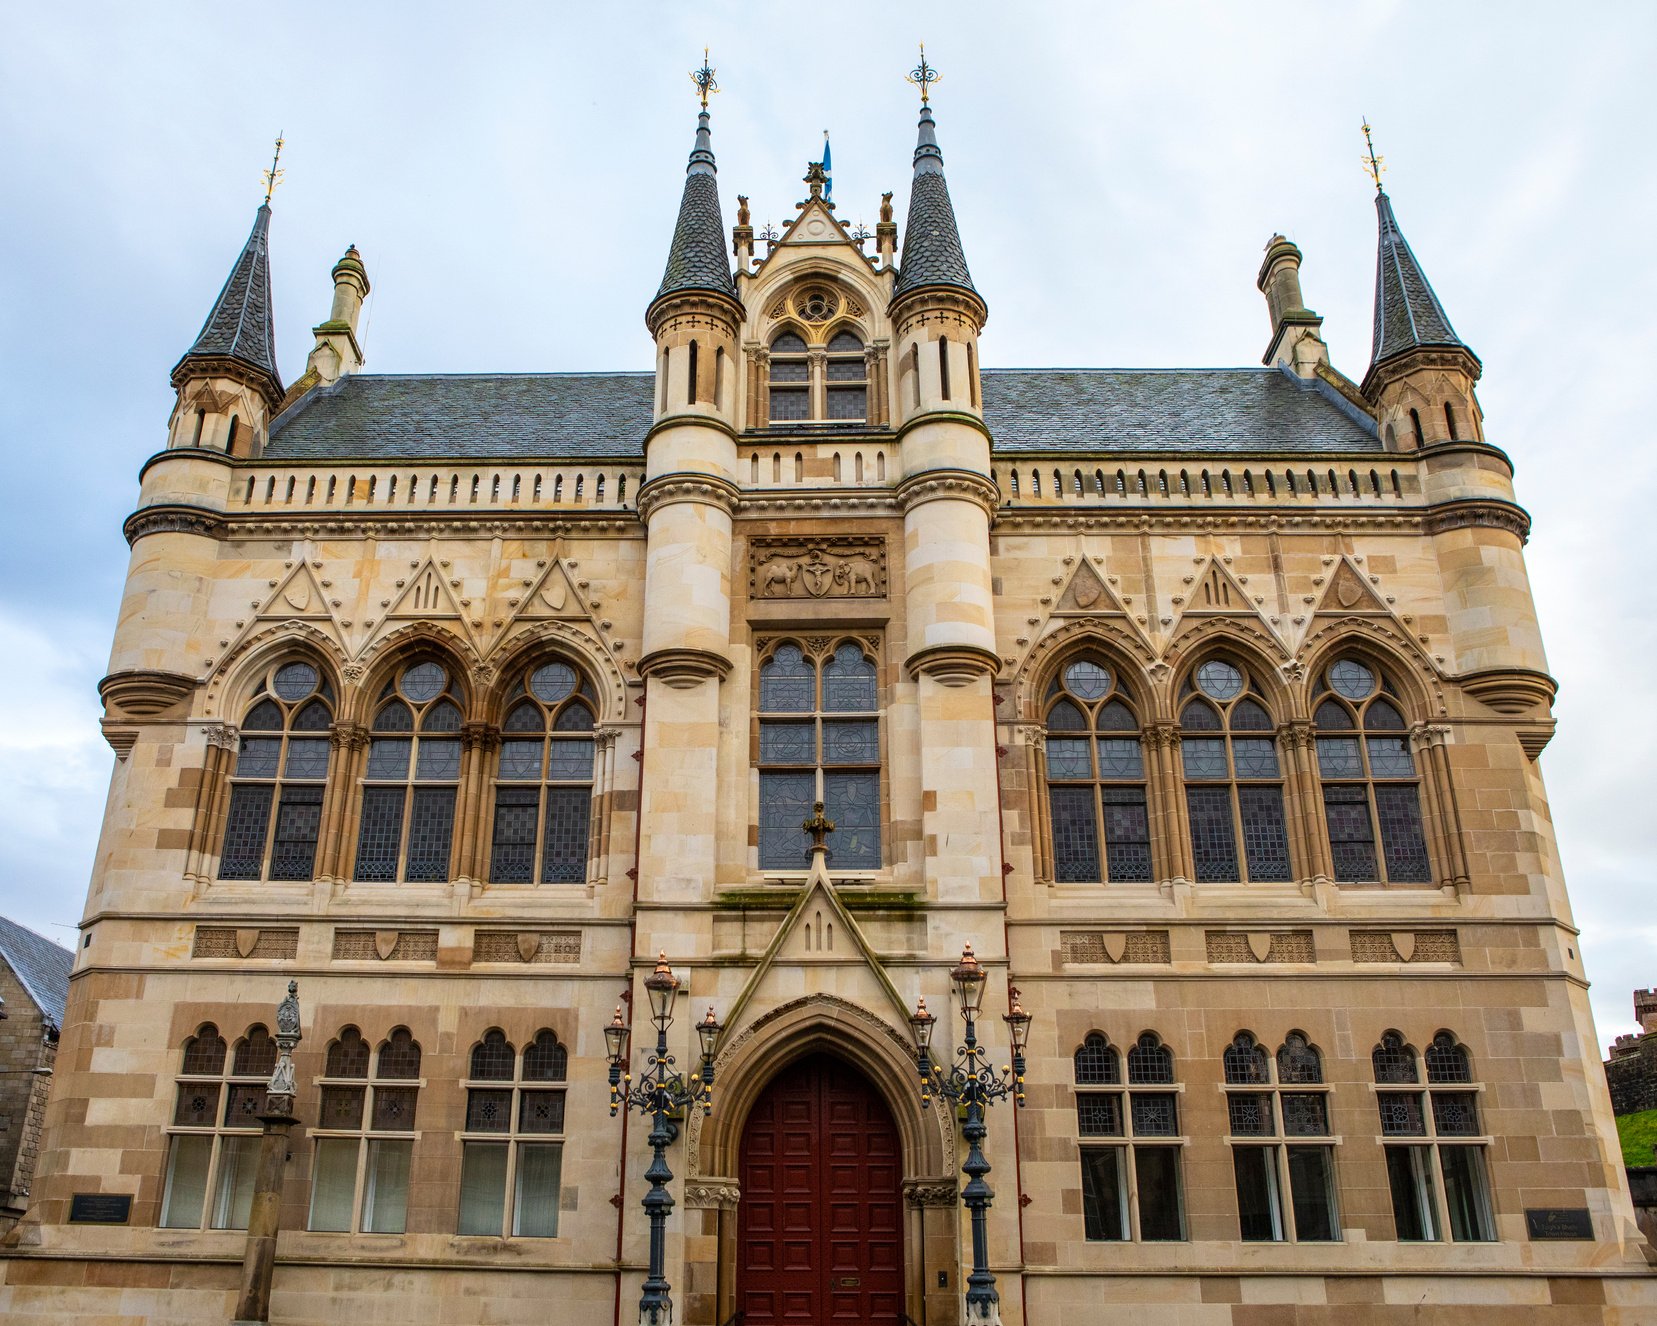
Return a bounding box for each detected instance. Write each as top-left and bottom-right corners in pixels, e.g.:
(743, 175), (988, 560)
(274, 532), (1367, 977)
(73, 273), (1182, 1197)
(737, 195), (750, 227)
(880, 191), (893, 224)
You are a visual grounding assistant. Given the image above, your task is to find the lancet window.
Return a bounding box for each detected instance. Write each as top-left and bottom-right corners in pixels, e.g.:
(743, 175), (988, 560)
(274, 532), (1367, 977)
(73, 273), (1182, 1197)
(767, 327), (868, 424)
(1225, 1030), (1340, 1243)
(219, 660), (334, 881)
(489, 660), (597, 885)
(1044, 658), (1152, 883)
(160, 1025), (277, 1230)
(1073, 1032), (1186, 1242)
(307, 1027), (422, 1234)
(353, 660), (463, 883)
(458, 1028), (569, 1237)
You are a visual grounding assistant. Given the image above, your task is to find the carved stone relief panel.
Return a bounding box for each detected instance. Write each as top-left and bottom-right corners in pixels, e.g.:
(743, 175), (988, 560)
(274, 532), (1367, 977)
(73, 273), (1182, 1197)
(749, 537), (887, 600)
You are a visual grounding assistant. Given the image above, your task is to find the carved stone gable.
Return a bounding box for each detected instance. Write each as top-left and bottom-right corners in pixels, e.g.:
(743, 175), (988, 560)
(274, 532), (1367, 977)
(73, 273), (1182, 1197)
(749, 536), (887, 600)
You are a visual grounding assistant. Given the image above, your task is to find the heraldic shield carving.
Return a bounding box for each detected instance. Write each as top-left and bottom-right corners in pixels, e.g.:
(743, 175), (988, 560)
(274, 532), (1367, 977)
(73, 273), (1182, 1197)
(749, 537), (887, 600)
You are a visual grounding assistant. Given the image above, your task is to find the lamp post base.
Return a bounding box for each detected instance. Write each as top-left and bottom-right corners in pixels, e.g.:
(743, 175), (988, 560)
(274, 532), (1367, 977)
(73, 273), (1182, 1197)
(964, 1299), (1003, 1326)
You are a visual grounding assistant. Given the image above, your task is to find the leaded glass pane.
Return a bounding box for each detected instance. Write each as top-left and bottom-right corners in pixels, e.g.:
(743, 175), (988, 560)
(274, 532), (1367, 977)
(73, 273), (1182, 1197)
(1367, 736), (1415, 778)
(1239, 786), (1292, 882)
(404, 787), (455, 881)
(269, 786), (323, 880)
(242, 700), (283, 731)
(1366, 699), (1407, 731)
(1329, 659), (1376, 700)
(499, 740), (543, 781)
(489, 787), (539, 883)
(378, 1031), (421, 1079)
(373, 1086), (419, 1130)
(1224, 1037), (1270, 1085)
(1323, 785), (1377, 881)
(1076, 1092), (1123, 1137)
(519, 1090), (566, 1134)
(505, 702), (544, 733)
(1127, 1038), (1174, 1085)
(1232, 738), (1279, 778)
(827, 331), (863, 353)
(1196, 660), (1244, 700)
(1187, 786), (1239, 883)
(284, 738), (330, 778)
(236, 738), (281, 778)
(1376, 785), (1432, 883)
(318, 1084), (365, 1129)
(824, 770), (880, 869)
(1316, 737), (1363, 779)
(1425, 1036), (1471, 1084)
(400, 662), (446, 702)
(769, 386), (809, 419)
(1373, 1036), (1419, 1084)
(466, 1088), (511, 1132)
(1047, 700), (1087, 732)
(759, 646), (814, 712)
(769, 353), (808, 380)
(326, 1032), (370, 1078)
(1315, 699), (1355, 730)
(1181, 737), (1227, 780)
(1101, 787), (1152, 882)
(523, 1033), (567, 1082)
(273, 662), (319, 701)
(823, 645), (876, 711)
(470, 1032), (515, 1081)
(1180, 702), (1222, 734)
(758, 771), (814, 868)
(541, 787), (591, 883)
(1282, 1093), (1329, 1136)
(1231, 699), (1273, 731)
(826, 386), (866, 419)
(1227, 1092), (1275, 1136)
(826, 357), (865, 381)
(760, 721), (816, 765)
(1378, 1092), (1426, 1136)
(1131, 1092), (1179, 1136)
(416, 738), (461, 780)
(423, 700), (462, 733)
(1432, 1092), (1480, 1137)
(1277, 1035), (1322, 1084)
(174, 1083), (220, 1127)
(548, 739), (594, 781)
(366, 738), (412, 780)
(182, 1030), (226, 1076)
(1095, 700), (1137, 732)
(292, 699), (331, 731)
(1046, 738), (1092, 779)
(224, 1082), (268, 1128)
(529, 663), (577, 704)
(1096, 738), (1143, 779)
(373, 701), (414, 733)
(1050, 786), (1101, 882)
(553, 703), (593, 732)
(1074, 1037), (1119, 1084)
(823, 720), (878, 764)
(1064, 660), (1112, 701)
(219, 784), (273, 879)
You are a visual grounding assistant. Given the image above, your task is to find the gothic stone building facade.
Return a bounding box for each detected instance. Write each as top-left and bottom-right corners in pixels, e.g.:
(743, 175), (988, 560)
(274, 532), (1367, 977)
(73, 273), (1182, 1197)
(2, 93), (1653, 1325)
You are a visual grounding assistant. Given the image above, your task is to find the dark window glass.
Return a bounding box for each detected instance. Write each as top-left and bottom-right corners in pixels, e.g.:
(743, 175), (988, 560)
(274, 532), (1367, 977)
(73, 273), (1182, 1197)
(355, 788), (406, 881)
(219, 785), (274, 880)
(1045, 657), (1149, 883)
(1378, 1093), (1426, 1136)
(758, 771), (814, 868)
(1286, 1146), (1339, 1241)
(470, 1032), (515, 1081)
(182, 1029), (227, 1076)
(1073, 1036), (1119, 1085)
(541, 787), (591, 883)
(491, 660), (596, 884)
(224, 1083), (268, 1128)
(1131, 1092), (1179, 1137)
(523, 1033), (568, 1083)
(1233, 1147), (1281, 1241)
(1134, 1148), (1184, 1241)
(1187, 786), (1238, 882)
(1126, 1037), (1173, 1085)
(1282, 1094), (1329, 1137)
(1224, 1035), (1270, 1085)
(1227, 1093), (1274, 1136)
(1376, 785), (1432, 882)
(1051, 786), (1101, 883)
(1431, 1092), (1480, 1137)
(1425, 1034), (1471, 1084)
(823, 771), (879, 869)
(1101, 788), (1152, 882)
(1323, 785), (1378, 881)
(174, 1083), (220, 1127)
(1372, 1033), (1419, 1084)
(269, 785), (324, 880)
(467, 1089), (513, 1133)
(1277, 1035), (1323, 1084)
(404, 787), (455, 881)
(1439, 1146), (1495, 1240)
(1385, 1146), (1440, 1241)
(326, 1031), (370, 1078)
(319, 1084), (365, 1129)
(489, 788), (539, 883)
(377, 1030), (421, 1079)
(1238, 787), (1292, 881)
(233, 1030), (277, 1078)
(518, 1091), (566, 1134)
(1080, 1149), (1127, 1241)
(373, 1086), (418, 1130)
(1076, 1094), (1123, 1137)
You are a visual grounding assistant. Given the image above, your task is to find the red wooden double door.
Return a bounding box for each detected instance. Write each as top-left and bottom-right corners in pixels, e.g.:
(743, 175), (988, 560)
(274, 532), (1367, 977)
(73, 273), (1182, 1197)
(738, 1053), (904, 1324)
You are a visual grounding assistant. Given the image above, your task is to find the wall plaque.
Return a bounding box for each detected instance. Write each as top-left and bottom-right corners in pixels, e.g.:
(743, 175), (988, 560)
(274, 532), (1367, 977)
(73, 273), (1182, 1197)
(69, 1193), (132, 1224)
(1525, 1207), (1593, 1240)
(749, 537), (887, 600)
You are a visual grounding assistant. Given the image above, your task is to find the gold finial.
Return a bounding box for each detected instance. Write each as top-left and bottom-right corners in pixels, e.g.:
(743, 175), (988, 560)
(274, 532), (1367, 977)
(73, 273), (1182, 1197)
(691, 48), (718, 109)
(906, 43), (941, 105)
(802, 800), (836, 853)
(261, 132), (286, 205)
(1360, 118), (1385, 192)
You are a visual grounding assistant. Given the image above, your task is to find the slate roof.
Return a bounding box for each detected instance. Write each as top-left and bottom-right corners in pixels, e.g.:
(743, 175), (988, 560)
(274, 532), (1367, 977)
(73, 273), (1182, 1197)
(267, 365), (1377, 460)
(0, 916), (73, 1034)
(894, 105), (977, 301)
(1370, 191), (1464, 367)
(654, 111), (738, 305)
(175, 204), (281, 386)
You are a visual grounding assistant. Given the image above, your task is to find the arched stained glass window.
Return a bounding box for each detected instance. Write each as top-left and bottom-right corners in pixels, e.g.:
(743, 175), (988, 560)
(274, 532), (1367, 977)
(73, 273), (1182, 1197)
(1044, 657), (1152, 883)
(825, 330), (867, 422)
(309, 1027), (422, 1234)
(768, 332), (809, 421)
(354, 660), (464, 883)
(1074, 1033), (1121, 1085)
(757, 640), (880, 869)
(220, 660), (335, 880)
(1127, 1034), (1175, 1086)
(1372, 1031), (1419, 1085)
(1313, 657), (1431, 884)
(460, 1027), (569, 1237)
(1178, 659), (1291, 884)
(160, 1023), (272, 1231)
(489, 658), (597, 884)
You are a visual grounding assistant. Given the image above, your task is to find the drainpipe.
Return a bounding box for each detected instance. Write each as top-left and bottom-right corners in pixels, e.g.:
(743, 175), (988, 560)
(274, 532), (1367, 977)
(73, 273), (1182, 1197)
(991, 685), (1030, 1326)
(614, 691), (646, 1326)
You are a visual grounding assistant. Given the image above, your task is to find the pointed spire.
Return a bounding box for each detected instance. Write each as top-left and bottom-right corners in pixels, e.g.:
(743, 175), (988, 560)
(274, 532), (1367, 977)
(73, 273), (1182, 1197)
(651, 56), (738, 312)
(172, 202), (282, 404)
(892, 101), (978, 303)
(1368, 179), (1467, 369)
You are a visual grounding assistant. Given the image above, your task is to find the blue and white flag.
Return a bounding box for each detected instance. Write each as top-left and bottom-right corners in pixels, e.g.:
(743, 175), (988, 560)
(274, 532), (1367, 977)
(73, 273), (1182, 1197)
(822, 131), (832, 205)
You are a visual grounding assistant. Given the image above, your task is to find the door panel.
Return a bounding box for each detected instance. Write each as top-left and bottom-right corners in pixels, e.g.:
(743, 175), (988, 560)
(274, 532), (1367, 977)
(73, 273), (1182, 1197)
(738, 1054), (904, 1325)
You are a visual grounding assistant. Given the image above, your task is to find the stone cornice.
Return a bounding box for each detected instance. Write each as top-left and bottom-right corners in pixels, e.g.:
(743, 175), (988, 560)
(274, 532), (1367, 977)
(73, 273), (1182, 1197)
(1415, 439), (1515, 476)
(1361, 343), (1484, 400)
(169, 353), (283, 411)
(905, 643), (1000, 686)
(644, 287), (745, 339)
(636, 647), (733, 688)
(644, 412), (741, 448)
(1454, 666), (1557, 716)
(889, 286), (988, 336)
(635, 472), (743, 522)
(123, 504), (228, 545)
(893, 467), (1000, 518)
(98, 669), (197, 721)
(137, 446), (238, 484)
(173, 513), (645, 541)
(894, 409), (993, 448)
(1422, 497), (1530, 544)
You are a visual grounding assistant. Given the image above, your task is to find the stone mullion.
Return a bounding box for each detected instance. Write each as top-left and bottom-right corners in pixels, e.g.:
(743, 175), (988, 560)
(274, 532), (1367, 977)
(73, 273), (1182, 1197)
(1014, 724), (1051, 883)
(459, 724), (500, 881)
(1146, 723), (1194, 883)
(1411, 723), (1467, 890)
(866, 343), (888, 428)
(587, 727), (617, 885)
(746, 347), (768, 426)
(324, 724), (371, 881)
(1281, 721), (1332, 882)
(185, 725), (237, 883)
(807, 347), (828, 421)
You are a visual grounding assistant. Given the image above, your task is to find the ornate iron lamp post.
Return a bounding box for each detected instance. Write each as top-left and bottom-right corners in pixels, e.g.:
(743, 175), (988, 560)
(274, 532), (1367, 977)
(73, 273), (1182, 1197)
(607, 953), (722, 1326)
(909, 946), (1032, 1326)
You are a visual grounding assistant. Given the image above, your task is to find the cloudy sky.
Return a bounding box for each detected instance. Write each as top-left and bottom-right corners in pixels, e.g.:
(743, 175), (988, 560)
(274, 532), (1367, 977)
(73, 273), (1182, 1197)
(1, 4), (1652, 1049)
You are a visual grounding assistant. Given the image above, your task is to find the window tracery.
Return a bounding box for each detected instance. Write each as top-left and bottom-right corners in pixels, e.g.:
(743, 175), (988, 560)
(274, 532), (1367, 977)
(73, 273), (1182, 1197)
(489, 659), (597, 885)
(353, 660), (464, 883)
(459, 1028), (569, 1237)
(1043, 657), (1152, 883)
(307, 1027), (422, 1234)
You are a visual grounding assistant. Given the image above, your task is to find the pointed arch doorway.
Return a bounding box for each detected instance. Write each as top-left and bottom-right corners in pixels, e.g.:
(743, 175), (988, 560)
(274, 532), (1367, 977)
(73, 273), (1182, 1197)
(738, 1052), (904, 1324)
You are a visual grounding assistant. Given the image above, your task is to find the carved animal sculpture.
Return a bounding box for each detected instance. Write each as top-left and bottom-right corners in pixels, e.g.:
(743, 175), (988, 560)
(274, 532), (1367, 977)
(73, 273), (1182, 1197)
(833, 556), (879, 595)
(759, 560), (799, 595)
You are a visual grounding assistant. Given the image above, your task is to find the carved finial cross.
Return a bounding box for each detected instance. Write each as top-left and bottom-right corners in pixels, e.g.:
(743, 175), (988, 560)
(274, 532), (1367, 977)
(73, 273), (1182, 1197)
(261, 132), (285, 205)
(1360, 118), (1386, 192)
(803, 800), (835, 854)
(907, 43), (941, 105)
(691, 48), (718, 109)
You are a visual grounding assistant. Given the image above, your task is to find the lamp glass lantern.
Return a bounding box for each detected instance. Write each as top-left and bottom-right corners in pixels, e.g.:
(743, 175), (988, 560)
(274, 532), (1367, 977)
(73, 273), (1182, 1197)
(909, 996), (938, 1058)
(950, 944), (987, 1019)
(644, 951), (679, 1032)
(604, 1005), (631, 1067)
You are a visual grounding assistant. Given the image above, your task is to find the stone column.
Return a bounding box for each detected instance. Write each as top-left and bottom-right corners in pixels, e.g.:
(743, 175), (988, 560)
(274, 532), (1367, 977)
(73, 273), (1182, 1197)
(231, 980), (302, 1326)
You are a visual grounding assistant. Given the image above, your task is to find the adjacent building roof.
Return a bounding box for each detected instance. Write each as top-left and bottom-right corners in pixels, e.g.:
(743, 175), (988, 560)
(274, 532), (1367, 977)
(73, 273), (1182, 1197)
(1369, 190), (1465, 368)
(0, 916), (73, 1035)
(654, 110), (738, 306)
(174, 204), (281, 388)
(268, 365), (1376, 461)
(893, 105), (977, 302)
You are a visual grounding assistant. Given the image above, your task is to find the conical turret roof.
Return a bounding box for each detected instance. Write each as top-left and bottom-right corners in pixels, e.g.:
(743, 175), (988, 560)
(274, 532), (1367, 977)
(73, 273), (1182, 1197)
(653, 110), (738, 307)
(893, 104), (978, 303)
(1369, 190), (1465, 368)
(173, 204), (281, 396)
